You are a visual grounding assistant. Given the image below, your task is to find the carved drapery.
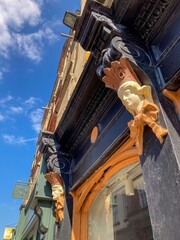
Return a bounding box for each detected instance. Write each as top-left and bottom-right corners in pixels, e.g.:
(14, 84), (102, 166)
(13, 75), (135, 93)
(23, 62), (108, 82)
(126, 99), (168, 154)
(39, 131), (70, 223)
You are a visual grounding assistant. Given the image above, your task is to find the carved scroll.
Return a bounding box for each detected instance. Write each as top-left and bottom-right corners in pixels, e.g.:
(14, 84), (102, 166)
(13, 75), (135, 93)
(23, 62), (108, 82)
(39, 133), (70, 173)
(34, 206), (48, 235)
(103, 58), (168, 155)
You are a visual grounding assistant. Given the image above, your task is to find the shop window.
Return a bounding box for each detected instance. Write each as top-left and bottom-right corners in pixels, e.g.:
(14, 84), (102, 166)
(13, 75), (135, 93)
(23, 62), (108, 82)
(88, 163), (154, 240)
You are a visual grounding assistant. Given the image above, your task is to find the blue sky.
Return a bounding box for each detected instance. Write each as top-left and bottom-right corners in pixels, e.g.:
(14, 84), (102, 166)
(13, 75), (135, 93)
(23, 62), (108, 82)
(0, 0), (80, 238)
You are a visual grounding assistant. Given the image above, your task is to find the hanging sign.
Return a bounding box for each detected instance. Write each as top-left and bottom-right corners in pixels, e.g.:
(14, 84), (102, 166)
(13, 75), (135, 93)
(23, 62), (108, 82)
(12, 184), (30, 199)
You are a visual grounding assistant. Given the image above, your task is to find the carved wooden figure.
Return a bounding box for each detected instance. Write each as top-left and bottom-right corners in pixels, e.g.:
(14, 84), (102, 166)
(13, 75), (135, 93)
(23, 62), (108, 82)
(103, 58), (168, 155)
(39, 132), (70, 224)
(45, 171), (65, 222)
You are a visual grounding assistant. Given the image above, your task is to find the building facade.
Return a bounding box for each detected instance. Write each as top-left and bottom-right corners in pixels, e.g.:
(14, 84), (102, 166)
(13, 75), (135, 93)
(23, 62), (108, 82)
(13, 0), (180, 240)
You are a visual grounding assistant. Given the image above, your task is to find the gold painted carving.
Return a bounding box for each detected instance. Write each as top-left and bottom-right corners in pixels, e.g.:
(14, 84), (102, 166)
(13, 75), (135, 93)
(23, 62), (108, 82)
(103, 58), (168, 155)
(163, 88), (180, 115)
(44, 172), (65, 222)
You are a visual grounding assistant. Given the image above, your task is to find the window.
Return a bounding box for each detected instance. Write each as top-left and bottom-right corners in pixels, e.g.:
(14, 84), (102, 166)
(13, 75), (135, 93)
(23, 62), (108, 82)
(88, 163), (153, 240)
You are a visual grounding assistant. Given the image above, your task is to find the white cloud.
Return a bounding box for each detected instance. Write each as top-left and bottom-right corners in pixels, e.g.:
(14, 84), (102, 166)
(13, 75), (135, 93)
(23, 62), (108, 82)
(0, 95), (13, 104)
(24, 97), (40, 108)
(13, 27), (59, 62)
(0, 0), (60, 64)
(0, 0), (41, 27)
(43, 27), (59, 43)
(0, 71), (3, 80)
(3, 134), (15, 144)
(13, 31), (43, 62)
(3, 134), (37, 144)
(10, 106), (23, 114)
(29, 108), (43, 133)
(0, 0), (41, 57)
(0, 66), (8, 82)
(0, 113), (5, 121)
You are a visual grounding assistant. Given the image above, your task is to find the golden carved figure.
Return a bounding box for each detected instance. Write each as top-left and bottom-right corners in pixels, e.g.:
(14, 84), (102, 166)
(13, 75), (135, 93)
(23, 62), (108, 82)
(45, 172), (65, 222)
(103, 58), (168, 155)
(118, 81), (168, 154)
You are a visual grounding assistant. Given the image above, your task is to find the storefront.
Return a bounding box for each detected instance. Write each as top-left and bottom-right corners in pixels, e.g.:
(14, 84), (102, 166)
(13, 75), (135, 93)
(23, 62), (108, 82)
(13, 0), (180, 239)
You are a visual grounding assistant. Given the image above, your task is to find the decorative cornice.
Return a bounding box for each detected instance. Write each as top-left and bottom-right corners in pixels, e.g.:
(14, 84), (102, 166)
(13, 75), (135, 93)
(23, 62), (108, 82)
(65, 85), (117, 153)
(113, 0), (132, 23)
(56, 58), (98, 140)
(76, 10), (152, 64)
(63, 84), (106, 150)
(133, 0), (175, 42)
(75, 11), (118, 57)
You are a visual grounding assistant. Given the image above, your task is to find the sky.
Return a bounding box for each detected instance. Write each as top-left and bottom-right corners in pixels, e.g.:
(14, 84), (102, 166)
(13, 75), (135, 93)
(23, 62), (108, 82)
(0, 0), (80, 238)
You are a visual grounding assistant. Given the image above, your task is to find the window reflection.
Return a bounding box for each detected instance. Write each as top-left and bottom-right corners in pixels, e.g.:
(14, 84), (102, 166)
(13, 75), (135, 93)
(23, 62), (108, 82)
(88, 164), (154, 240)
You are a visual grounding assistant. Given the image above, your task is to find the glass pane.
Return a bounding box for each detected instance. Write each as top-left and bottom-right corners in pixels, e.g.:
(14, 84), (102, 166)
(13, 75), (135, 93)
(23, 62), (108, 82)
(88, 163), (154, 240)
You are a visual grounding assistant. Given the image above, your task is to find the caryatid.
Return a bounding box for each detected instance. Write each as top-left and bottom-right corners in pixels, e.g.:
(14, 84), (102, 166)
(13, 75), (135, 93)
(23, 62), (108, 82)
(103, 58), (168, 155)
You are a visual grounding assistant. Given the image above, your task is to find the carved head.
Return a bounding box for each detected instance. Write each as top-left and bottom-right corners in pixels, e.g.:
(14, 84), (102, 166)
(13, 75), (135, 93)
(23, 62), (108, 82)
(52, 184), (64, 200)
(117, 81), (153, 116)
